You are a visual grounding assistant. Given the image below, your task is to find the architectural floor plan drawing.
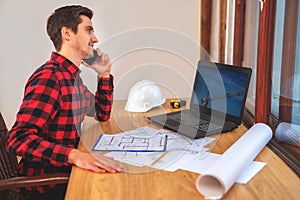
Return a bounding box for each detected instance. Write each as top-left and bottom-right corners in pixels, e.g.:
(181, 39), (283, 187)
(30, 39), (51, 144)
(92, 131), (167, 152)
(98, 126), (218, 169)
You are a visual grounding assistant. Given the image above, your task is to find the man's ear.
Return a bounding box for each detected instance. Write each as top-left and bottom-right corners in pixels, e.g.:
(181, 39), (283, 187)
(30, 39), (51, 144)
(61, 27), (73, 41)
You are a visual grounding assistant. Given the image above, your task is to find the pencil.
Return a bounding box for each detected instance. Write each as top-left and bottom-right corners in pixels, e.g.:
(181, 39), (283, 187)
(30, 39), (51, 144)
(150, 151), (169, 166)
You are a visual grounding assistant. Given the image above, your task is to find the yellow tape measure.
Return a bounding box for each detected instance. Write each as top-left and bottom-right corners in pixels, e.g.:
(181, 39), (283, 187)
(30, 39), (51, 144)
(170, 99), (186, 108)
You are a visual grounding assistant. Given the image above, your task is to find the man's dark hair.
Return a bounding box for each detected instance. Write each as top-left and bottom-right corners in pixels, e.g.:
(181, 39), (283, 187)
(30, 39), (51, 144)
(47, 5), (93, 51)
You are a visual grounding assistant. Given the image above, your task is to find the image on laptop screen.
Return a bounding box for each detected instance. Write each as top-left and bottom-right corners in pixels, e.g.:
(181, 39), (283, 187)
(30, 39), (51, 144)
(191, 62), (251, 120)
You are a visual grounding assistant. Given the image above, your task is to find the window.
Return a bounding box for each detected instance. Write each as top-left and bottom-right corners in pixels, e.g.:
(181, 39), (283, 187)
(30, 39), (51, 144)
(268, 0), (300, 176)
(200, 0), (300, 176)
(247, 0), (300, 176)
(272, 1), (300, 124)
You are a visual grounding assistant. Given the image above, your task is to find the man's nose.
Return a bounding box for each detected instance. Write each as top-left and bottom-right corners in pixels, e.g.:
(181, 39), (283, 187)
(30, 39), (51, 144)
(92, 33), (98, 43)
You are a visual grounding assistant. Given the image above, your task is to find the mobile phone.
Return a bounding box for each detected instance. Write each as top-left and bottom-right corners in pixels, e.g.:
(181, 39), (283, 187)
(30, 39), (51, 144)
(84, 49), (99, 65)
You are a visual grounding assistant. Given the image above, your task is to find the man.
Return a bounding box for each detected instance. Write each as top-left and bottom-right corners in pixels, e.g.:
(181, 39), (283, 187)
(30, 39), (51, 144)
(6, 5), (122, 200)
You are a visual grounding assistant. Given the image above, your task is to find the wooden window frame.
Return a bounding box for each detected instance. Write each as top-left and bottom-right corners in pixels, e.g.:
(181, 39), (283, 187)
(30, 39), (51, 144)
(278, 0), (298, 122)
(200, 0), (212, 59)
(202, 0), (300, 176)
(233, 0), (246, 66)
(250, 0), (299, 176)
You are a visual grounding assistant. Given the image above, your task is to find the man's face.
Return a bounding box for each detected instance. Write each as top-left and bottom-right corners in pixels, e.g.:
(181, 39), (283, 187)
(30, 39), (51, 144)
(73, 15), (98, 59)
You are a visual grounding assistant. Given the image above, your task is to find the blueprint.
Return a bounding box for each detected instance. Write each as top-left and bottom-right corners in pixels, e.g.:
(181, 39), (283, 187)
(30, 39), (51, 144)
(92, 127), (167, 152)
(102, 126), (215, 168)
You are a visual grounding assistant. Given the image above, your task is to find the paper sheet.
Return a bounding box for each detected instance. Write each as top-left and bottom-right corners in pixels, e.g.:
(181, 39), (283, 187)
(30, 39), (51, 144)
(104, 127), (214, 168)
(195, 123), (272, 199)
(92, 134), (167, 152)
(105, 130), (192, 167)
(154, 150), (266, 185)
(101, 126), (268, 187)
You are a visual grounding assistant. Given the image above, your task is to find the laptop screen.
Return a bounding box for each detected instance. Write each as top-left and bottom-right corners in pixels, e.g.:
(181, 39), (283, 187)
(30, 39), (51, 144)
(190, 61), (252, 124)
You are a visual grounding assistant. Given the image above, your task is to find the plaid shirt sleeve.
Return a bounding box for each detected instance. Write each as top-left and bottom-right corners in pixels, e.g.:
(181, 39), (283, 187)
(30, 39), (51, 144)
(74, 74), (113, 121)
(94, 75), (114, 121)
(6, 69), (73, 167)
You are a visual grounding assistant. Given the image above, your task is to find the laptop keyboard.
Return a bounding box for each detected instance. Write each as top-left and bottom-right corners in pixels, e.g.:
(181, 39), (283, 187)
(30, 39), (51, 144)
(169, 112), (222, 132)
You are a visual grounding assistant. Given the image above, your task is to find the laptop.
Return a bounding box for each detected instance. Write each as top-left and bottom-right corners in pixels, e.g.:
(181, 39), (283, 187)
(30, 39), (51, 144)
(148, 60), (252, 139)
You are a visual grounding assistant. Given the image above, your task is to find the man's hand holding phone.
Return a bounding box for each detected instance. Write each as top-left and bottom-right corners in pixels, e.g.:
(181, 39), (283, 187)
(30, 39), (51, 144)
(82, 48), (111, 78)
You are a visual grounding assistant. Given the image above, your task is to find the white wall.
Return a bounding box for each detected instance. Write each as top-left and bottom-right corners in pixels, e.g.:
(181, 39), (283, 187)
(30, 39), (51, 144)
(0, 0), (199, 128)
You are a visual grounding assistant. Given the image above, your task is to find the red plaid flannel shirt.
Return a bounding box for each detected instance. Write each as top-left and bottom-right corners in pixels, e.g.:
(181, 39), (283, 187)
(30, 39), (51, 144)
(6, 52), (113, 193)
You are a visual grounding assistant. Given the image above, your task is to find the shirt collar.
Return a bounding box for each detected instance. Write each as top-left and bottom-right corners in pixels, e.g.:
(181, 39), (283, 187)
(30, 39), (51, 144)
(50, 52), (81, 76)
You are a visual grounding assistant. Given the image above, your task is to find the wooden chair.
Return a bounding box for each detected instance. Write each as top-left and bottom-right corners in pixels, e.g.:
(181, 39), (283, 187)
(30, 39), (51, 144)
(0, 113), (69, 200)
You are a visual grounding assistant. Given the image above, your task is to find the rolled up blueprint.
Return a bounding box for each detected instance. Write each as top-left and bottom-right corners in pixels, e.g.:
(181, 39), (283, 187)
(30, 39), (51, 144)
(275, 122), (300, 147)
(196, 123), (272, 199)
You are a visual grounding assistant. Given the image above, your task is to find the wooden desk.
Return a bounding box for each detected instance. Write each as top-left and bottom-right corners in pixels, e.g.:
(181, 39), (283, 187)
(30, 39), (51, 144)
(65, 100), (300, 200)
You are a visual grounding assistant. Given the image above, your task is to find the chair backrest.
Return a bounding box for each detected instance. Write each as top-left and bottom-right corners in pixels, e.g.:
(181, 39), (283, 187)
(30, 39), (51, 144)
(0, 113), (23, 200)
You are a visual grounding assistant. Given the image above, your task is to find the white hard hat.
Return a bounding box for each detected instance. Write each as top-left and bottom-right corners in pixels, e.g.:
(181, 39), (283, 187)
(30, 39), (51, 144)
(125, 80), (165, 112)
